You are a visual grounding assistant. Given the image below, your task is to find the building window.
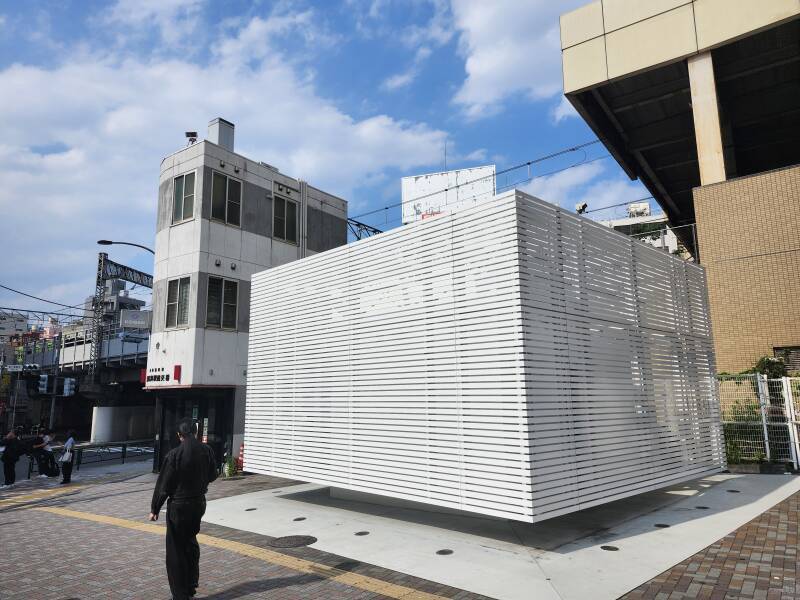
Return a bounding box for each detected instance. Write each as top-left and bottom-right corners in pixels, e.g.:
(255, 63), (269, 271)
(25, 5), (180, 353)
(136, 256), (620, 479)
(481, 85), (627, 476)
(165, 277), (190, 328)
(274, 196), (298, 243)
(172, 172), (195, 223)
(211, 171), (241, 226)
(206, 277), (238, 329)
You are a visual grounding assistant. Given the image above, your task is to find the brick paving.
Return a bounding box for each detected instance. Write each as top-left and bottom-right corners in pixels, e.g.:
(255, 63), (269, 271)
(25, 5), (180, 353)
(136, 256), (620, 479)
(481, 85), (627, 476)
(0, 470), (493, 600)
(2, 467), (798, 599)
(622, 490), (800, 600)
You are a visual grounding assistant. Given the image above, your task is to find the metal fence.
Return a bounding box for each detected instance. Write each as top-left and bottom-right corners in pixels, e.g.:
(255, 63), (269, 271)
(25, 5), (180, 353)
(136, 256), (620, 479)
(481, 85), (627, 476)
(719, 374), (800, 469)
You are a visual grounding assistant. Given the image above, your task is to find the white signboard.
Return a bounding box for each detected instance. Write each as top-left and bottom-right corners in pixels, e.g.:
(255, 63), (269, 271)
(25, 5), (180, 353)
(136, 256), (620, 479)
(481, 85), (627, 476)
(401, 165), (496, 224)
(120, 309), (152, 329)
(4, 364), (22, 372)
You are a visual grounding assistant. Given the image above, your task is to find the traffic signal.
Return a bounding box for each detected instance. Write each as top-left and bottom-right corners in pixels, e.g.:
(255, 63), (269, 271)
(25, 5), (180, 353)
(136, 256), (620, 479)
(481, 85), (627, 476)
(38, 374), (49, 394)
(63, 377), (76, 397)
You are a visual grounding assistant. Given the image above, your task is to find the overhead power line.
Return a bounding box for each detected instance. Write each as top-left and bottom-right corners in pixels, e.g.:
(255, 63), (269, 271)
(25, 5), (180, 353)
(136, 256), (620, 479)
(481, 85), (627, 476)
(0, 306), (87, 319)
(0, 283), (87, 310)
(352, 139), (603, 221)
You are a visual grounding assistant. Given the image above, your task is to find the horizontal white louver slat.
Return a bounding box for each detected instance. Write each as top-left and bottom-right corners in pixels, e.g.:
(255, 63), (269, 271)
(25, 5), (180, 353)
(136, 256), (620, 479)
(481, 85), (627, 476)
(244, 191), (724, 523)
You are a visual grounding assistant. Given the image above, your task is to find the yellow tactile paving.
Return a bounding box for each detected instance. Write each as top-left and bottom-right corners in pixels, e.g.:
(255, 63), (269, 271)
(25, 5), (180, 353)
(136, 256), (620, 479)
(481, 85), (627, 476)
(35, 506), (450, 600)
(0, 485), (85, 507)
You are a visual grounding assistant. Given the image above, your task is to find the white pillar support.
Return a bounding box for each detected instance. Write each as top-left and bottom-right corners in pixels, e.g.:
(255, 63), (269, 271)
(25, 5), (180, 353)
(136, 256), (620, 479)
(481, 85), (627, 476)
(688, 52), (726, 185)
(782, 377), (799, 471)
(756, 374), (771, 462)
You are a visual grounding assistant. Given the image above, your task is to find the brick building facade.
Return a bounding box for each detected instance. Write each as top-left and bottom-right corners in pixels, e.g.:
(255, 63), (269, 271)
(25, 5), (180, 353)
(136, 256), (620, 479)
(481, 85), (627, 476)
(694, 165), (800, 372)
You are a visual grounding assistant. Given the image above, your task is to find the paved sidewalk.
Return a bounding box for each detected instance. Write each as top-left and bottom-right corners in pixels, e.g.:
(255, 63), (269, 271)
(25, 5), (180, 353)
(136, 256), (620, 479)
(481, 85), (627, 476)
(622, 489), (800, 599)
(1, 468), (798, 599)
(0, 470), (491, 600)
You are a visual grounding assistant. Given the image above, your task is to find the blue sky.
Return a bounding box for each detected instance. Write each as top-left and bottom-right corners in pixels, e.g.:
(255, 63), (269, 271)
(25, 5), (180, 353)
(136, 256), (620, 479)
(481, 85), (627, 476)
(0, 0), (650, 316)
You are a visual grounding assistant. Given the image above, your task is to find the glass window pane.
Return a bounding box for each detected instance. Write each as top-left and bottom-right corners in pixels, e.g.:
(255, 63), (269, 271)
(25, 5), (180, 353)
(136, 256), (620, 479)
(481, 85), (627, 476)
(274, 197), (285, 219)
(177, 277), (190, 326)
(223, 280), (238, 306)
(184, 172), (195, 198)
(227, 201), (240, 226)
(206, 277), (222, 327)
(228, 178), (241, 202)
(227, 179), (241, 226)
(167, 279), (179, 303)
(286, 200), (297, 243)
(222, 280), (237, 328)
(172, 176), (184, 223)
(183, 194), (194, 221)
(274, 217), (285, 239)
(166, 303), (177, 328)
(212, 173), (227, 220)
(222, 304), (236, 329)
(183, 172), (195, 220)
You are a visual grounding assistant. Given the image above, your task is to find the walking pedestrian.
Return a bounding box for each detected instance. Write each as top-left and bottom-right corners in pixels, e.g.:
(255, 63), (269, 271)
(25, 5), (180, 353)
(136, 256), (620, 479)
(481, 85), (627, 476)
(59, 430), (76, 484)
(149, 418), (218, 600)
(1, 430), (22, 489)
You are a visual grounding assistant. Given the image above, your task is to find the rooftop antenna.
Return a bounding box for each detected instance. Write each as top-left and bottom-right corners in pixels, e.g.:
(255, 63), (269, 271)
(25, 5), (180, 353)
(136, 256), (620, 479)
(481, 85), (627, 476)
(185, 131), (198, 146)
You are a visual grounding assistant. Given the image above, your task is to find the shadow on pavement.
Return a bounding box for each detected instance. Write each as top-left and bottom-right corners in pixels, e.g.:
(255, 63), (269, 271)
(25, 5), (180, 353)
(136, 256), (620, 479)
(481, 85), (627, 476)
(199, 573), (323, 599)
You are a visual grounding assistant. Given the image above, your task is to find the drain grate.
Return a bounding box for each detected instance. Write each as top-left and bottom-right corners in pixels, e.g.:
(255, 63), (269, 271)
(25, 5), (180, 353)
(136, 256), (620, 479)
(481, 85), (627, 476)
(695, 506), (710, 510)
(293, 517), (306, 521)
(654, 523), (670, 528)
(436, 549), (453, 556)
(727, 490), (741, 493)
(269, 535), (317, 548)
(354, 531), (370, 536)
(245, 508), (257, 512)
(600, 545), (619, 551)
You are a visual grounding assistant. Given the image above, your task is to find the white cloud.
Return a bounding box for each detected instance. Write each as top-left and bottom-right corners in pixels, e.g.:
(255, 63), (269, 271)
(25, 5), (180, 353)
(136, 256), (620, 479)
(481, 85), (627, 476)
(382, 46), (433, 91)
(450, 0), (587, 120)
(0, 11), (449, 308)
(551, 96), (578, 124)
(521, 160), (647, 217)
(522, 162), (606, 207)
(104, 0), (204, 48)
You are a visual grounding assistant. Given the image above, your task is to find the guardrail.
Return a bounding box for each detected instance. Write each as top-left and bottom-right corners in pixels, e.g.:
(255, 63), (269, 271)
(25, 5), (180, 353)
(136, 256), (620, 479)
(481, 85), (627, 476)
(24, 438), (155, 478)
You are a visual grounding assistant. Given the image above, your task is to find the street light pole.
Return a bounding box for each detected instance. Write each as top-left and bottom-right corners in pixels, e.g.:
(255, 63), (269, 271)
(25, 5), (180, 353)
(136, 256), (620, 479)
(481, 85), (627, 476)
(97, 240), (155, 255)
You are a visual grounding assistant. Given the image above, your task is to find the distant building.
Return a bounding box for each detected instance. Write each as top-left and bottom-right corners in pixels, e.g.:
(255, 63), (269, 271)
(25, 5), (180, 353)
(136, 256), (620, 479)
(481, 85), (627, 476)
(146, 118), (348, 468)
(600, 202), (690, 259)
(0, 311), (27, 345)
(560, 0), (800, 372)
(401, 165), (496, 224)
(82, 279), (147, 328)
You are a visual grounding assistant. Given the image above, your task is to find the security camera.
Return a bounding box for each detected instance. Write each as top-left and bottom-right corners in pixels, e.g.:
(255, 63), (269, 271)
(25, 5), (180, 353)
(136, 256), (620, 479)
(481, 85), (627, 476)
(575, 202), (588, 214)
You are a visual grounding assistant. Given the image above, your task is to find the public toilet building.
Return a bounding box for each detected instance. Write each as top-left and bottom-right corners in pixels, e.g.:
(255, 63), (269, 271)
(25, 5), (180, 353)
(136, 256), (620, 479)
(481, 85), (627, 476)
(243, 191), (724, 522)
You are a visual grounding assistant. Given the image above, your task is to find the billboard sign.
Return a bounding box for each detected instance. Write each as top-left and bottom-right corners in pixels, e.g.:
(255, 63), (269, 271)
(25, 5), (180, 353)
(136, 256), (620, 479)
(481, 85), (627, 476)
(401, 165), (496, 225)
(120, 310), (152, 329)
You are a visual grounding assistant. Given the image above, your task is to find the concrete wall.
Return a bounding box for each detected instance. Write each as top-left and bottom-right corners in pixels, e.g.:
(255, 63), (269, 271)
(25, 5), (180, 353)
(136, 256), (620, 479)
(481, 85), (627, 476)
(694, 164), (800, 372)
(561, 0), (800, 93)
(147, 140), (348, 394)
(91, 405), (155, 443)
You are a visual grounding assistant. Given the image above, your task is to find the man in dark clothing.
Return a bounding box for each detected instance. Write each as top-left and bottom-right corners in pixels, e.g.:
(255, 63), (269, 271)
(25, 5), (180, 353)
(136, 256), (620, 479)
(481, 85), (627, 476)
(2, 430), (22, 488)
(149, 418), (218, 600)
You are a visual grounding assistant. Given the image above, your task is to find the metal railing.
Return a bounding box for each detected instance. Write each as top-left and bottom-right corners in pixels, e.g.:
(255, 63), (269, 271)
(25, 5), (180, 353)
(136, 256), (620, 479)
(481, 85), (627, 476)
(24, 438), (155, 478)
(719, 374), (800, 469)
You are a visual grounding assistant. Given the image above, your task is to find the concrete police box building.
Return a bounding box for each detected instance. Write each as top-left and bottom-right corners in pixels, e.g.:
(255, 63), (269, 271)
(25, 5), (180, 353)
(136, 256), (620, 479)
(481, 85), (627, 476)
(146, 118), (348, 467)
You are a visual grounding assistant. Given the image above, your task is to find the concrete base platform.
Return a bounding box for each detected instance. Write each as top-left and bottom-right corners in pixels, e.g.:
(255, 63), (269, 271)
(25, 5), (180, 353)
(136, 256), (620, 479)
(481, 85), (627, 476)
(203, 473), (800, 600)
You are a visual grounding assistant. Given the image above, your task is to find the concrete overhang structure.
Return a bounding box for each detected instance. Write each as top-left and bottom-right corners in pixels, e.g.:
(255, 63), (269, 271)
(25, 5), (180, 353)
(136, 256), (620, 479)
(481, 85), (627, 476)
(561, 1), (800, 373)
(561, 0), (800, 255)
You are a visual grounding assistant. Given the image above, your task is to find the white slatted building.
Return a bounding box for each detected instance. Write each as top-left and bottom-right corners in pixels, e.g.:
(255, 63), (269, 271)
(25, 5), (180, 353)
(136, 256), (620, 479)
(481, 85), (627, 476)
(244, 190), (724, 523)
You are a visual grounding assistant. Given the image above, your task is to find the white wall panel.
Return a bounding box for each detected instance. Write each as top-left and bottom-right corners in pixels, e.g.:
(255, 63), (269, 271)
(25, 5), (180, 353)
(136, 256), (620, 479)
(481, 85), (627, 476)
(244, 190), (724, 523)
